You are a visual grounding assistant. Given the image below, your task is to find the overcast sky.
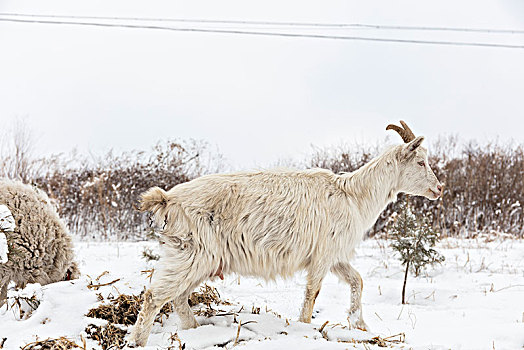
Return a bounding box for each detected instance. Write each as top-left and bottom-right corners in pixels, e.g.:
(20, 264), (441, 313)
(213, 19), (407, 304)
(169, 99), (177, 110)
(1, 0), (523, 169)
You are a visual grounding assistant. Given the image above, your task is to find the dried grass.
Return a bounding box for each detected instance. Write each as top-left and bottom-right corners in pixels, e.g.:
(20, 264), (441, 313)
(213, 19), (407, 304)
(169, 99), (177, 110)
(84, 323), (126, 350)
(167, 333), (184, 350)
(337, 333), (405, 348)
(83, 284), (229, 349)
(21, 337), (85, 350)
(7, 294), (41, 320)
(188, 284), (229, 307)
(189, 284), (231, 317)
(142, 248), (160, 261)
(86, 292), (172, 325)
(86, 284), (229, 325)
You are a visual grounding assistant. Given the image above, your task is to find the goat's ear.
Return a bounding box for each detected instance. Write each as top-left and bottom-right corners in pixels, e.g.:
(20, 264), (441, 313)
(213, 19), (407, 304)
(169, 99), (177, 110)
(401, 136), (425, 158)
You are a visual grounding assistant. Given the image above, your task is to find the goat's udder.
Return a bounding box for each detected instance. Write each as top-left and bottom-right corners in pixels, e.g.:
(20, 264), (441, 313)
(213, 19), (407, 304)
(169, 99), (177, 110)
(210, 260), (224, 280)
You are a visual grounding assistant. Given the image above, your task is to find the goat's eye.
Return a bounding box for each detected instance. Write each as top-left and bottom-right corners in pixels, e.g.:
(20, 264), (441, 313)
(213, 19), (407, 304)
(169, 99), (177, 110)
(417, 161), (425, 167)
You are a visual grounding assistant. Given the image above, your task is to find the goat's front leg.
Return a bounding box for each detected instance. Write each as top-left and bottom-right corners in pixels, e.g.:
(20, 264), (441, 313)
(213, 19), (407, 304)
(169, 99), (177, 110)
(298, 269), (326, 323)
(331, 262), (369, 331)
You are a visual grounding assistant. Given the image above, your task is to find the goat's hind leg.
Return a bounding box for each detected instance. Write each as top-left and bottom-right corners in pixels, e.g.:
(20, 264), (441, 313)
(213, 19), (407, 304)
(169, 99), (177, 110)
(127, 259), (206, 347)
(331, 262), (369, 331)
(127, 276), (178, 347)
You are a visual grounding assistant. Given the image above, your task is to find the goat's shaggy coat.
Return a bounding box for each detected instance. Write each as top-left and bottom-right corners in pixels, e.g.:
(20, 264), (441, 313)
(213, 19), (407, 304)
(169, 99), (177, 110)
(0, 179), (80, 306)
(128, 131), (442, 347)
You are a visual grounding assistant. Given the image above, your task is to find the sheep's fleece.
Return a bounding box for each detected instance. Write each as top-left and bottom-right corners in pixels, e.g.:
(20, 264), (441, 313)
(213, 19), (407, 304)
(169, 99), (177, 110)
(0, 178), (80, 306)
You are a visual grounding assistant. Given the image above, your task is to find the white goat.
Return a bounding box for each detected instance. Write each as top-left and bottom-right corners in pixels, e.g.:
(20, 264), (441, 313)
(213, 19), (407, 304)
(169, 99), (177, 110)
(128, 121), (442, 347)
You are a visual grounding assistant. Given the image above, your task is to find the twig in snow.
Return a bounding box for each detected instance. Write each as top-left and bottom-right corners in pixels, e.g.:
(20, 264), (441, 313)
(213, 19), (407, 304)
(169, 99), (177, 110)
(168, 333), (184, 350)
(424, 291), (436, 300)
(96, 271), (109, 282)
(233, 320), (241, 346)
(408, 309), (417, 329)
(383, 332), (405, 343)
(492, 284), (524, 292)
(318, 320), (329, 333)
(397, 305), (404, 320)
(87, 278), (121, 290)
(141, 269), (154, 283)
(80, 335), (86, 350)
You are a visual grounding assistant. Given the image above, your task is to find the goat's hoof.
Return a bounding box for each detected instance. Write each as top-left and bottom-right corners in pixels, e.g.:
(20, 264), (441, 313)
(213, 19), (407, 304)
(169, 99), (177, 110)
(125, 335), (144, 348)
(181, 318), (200, 330)
(348, 312), (369, 332)
(297, 316), (312, 324)
(125, 340), (143, 348)
(351, 320), (369, 332)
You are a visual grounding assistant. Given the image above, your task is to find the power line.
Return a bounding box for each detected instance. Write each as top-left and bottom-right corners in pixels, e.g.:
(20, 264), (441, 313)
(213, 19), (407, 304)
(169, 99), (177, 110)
(1, 17), (524, 50)
(1, 12), (524, 34)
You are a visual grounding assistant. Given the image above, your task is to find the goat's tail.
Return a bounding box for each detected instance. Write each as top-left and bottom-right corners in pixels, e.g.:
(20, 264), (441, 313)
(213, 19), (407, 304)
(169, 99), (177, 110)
(140, 187), (169, 215)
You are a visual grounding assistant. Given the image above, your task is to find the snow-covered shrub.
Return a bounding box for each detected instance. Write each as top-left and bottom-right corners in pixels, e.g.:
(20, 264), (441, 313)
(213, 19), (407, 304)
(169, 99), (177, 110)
(35, 139), (221, 240)
(312, 137), (524, 237)
(390, 200), (444, 304)
(0, 179), (80, 307)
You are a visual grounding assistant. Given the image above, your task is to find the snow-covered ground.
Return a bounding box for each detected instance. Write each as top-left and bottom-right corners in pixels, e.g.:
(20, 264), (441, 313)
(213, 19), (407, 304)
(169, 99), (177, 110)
(1, 237), (523, 349)
(0, 204), (15, 264)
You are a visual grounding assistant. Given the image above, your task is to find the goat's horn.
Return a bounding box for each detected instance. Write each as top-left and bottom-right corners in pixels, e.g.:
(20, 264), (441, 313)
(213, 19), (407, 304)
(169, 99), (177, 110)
(399, 120), (416, 141)
(386, 121), (416, 143)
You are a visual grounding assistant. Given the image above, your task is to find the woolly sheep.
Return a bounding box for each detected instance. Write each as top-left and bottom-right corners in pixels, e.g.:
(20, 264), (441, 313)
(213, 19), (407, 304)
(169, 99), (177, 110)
(0, 179), (80, 307)
(0, 204), (14, 264)
(128, 121), (442, 347)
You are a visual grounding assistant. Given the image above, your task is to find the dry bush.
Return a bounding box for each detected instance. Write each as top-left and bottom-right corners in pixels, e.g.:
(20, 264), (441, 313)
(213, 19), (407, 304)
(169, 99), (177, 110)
(0, 119), (40, 183)
(310, 141), (382, 175)
(310, 137), (524, 238)
(1, 120), (521, 239)
(34, 139), (223, 240)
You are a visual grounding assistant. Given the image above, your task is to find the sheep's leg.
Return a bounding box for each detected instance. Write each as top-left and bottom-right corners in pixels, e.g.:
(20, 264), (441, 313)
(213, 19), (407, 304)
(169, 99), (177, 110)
(127, 253), (207, 347)
(0, 283), (7, 308)
(298, 269), (326, 323)
(331, 262), (368, 331)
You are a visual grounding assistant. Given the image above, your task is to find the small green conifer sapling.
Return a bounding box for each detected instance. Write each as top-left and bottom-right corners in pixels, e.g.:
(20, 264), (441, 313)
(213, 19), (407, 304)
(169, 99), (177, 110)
(391, 199), (445, 304)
